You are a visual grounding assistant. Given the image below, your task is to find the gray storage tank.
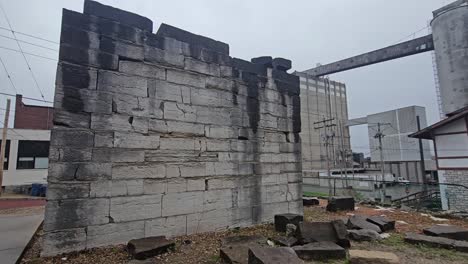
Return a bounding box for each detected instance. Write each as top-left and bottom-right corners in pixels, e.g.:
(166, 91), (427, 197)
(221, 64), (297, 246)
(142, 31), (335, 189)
(431, 3), (468, 115)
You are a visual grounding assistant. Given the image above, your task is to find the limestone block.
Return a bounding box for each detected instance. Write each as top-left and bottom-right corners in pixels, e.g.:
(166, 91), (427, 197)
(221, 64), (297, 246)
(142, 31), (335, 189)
(145, 215), (187, 237)
(44, 198), (110, 231)
(42, 228), (86, 256)
(165, 121), (205, 136)
(161, 191), (204, 216)
(89, 181), (111, 198)
(184, 58), (220, 76)
(166, 179), (187, 193)
(196, 105), (231, 125)
(206, 76), (235, 93)
(204, 189), (233, 211)
(206, 139), (231, 151)
(47, 182), (90, 200)
(54, 87), (113, 114)
(91, 114), (148, 133)
(257, 202), (290, 223)
(100, 37), (144, 61)
(191, 88), (233, 107)
(160, 138), (206, 151)
(112, 163), (166, 179)
(207, 162), (238, 176)
(161, 37), (189, 55)
(144, 150), (217, 163)
(110, 180), (144, 196)
(48, 162), (111, 182)
(97, 71), (147, 97)
(110, 195), (162, 222)
(204, 126), (236, 139)
(186, 208), (233, 234)
(114, 132), (160, 149)
(50, 129), (94, 147)
(166, 69), (206, 88)
(287, 183), (302, 201)
(94, 131), (114, 147)
(144, 46), (184, 67)
(220, 66), (233, 77)
(93, 148), (145, 163)
(208, 178), (238, 190)
(56, 62), (97, 89)
(53, 109), (90, 129)
(119, 60), (166, 79)
(49, 147), (92, 162)
(187, 179), (206, 191)
(59, 44), (118, 70)
(287, 173), (302, 183)
(112, 94), (163, 118)
(163, 102), (196, 122)
(87, 221), (145, 248)
(178, 163), (208, 177)
(262, 185), (288, 204)
(148, 80), (191, 104)
(143, 179), (167, 194)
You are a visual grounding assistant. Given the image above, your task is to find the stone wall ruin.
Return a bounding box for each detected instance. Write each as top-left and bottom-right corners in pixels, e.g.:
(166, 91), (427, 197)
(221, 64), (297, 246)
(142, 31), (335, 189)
(43, 0), (303, 256)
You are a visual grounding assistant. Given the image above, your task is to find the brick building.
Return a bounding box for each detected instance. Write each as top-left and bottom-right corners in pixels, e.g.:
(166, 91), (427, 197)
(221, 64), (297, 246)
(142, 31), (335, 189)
(14, 94), (53, 130)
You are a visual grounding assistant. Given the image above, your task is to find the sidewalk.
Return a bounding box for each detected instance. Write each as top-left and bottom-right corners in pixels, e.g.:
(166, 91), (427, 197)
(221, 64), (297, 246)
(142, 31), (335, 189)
(0, 198), (44, 264)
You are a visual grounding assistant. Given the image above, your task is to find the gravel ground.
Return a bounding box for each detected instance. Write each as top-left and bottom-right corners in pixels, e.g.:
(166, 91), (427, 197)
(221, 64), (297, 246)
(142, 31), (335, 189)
(20, 202), (468, 264)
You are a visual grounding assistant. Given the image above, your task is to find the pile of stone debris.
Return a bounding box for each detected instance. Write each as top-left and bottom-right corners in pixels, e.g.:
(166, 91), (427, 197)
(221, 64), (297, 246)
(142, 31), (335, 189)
(405, 224), (468, 253)
(220, 213), (399, 263)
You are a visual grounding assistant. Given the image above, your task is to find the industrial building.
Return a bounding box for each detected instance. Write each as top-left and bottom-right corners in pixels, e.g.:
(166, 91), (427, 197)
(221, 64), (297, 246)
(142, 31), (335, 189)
(296, 72), (351, 175)
(348, 106), (435, 183)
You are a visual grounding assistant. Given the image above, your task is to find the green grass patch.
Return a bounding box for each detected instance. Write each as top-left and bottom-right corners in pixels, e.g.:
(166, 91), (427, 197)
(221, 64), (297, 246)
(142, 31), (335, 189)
(303, 191), (328, 197)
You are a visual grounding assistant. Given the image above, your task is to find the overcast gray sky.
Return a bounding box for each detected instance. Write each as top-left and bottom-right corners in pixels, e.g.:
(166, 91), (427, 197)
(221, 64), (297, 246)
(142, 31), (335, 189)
(0, 0), (452, 155)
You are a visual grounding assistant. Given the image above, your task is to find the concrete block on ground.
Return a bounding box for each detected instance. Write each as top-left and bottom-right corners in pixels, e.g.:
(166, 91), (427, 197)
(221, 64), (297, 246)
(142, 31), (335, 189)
(297, 221), (350, 248)
(423, 225), (468, 241)
(127, 236), (175, 260)
(349, 250), (399, 264)
(248, 247), (302, 264)
(366, 216), (395, 232)
(326, 196), (355, 212)
(348, 229), (381, 242)
(347, 215), (382, 233)
(405, 233), (468, 252)
(293, 241), (346, 261)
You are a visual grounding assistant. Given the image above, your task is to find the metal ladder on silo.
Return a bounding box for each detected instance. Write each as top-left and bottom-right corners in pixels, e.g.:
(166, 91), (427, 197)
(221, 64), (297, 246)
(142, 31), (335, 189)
(428, 23), (445, 120)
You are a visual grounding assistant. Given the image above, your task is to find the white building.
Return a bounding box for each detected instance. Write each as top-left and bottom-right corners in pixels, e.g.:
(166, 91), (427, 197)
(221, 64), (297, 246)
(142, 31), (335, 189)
(2, 128), (50, 186)
(410, 106), (468, 212)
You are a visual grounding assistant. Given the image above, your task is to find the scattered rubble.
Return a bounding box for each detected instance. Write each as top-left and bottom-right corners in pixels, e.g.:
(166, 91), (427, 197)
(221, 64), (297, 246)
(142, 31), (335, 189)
(293, 241), (346, 261)
(274, 214), (303, 233)
(349, 250), (399, 264)
(127, 236), (175, 260)
(248, 247), (302, 264)
(423, 225), (468, 241)
(297, 220), (350, 248)
(367, 216), (395, 232)
(273, 237), (299, 247)
(219, 235), (267, 264)
(347, 215), (382, 233)
(348, 229), (381, 241)
(326, 196), (355, 212)
(404, 233), (468, 252)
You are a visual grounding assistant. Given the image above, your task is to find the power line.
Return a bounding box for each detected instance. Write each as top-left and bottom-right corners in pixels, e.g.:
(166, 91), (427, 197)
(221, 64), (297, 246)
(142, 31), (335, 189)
(0, 2), (46, 102)
(0, 92), (53, 103)
(0, 44), (57, 61)
(0, 33), (58, 52)
(0, 55), (16, 93)
(0, 25), (58, 45)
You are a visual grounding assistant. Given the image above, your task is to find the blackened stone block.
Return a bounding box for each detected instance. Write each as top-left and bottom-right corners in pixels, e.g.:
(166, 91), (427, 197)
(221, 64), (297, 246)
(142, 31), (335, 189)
(326, 196), (355, 212)
(293, 242), (346, 261)
(127, 236), (175, 260)
(272, 57), (291, 71)
(248, 247), (302, 264)
(367, 216), (395, 232)
(220, 236), (266, 264)
(423, 225), (468, 241)
(273, 236), (299, 247)
(347, 215), (382, 233)
(232, 58), (267, 76)
(348, 229), (381, 241)
(157, 23), (229, 54)
(297, 221), (350, 248)
(274, 213), (303, 232)
(59, 44), (118, 70)
(405, 233), (468, 252)
(251, 56), (273, 68)
(84, 0), (153, 32)
(303, 197), (319, 206)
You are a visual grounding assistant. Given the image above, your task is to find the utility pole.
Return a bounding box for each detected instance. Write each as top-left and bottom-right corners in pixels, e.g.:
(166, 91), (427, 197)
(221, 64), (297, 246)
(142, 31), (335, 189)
(314, 117), (336, 199)
(0, 99), (11, 196)
(416, 116), (428, 193)
(374, 122), (386, 204)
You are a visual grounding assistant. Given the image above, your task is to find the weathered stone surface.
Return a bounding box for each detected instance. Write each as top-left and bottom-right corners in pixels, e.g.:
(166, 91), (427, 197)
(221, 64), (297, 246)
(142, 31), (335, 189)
(273, 236), (299, 247)
(248, 247), (302, 264)
(87, 221), (145, 248)
(349, 250), (399, 264)
(293, 242), (346, 261)
(347, 215), (382, 233)
(110, 195), (162, 222)
(297, 221), (350, 248)
(127, 236), (175, 260)
(348, 229), (381, 241)
(220, 236), (266, 264)
(274, 213), (303, 232)
(326, 196), (355, 212)
(366, 216), (395, 232)
(405, 233), (468, 252)
(423, 225), (468, 241)
(303, 197), (319, 206)
(42, 228), (86, 256)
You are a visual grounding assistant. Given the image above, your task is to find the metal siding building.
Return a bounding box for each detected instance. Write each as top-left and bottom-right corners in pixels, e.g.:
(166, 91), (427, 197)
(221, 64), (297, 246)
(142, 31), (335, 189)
(297, 73), (351, 172)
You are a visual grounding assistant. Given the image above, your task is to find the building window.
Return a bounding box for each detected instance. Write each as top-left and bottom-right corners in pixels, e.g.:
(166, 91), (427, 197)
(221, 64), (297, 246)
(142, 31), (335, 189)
(17, 140), (49, 170)
(0, 140), (10, 170)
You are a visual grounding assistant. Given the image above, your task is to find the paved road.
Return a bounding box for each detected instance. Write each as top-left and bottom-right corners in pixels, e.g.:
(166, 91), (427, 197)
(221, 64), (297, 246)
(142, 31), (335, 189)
(0, 200), (44, 264)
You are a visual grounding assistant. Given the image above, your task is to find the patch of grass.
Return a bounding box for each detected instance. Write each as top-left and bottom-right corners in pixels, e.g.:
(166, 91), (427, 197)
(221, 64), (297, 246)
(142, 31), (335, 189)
(303, 191), (328, 197)
(207, 254), (220, 263)
(379, 233), (406, 248)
